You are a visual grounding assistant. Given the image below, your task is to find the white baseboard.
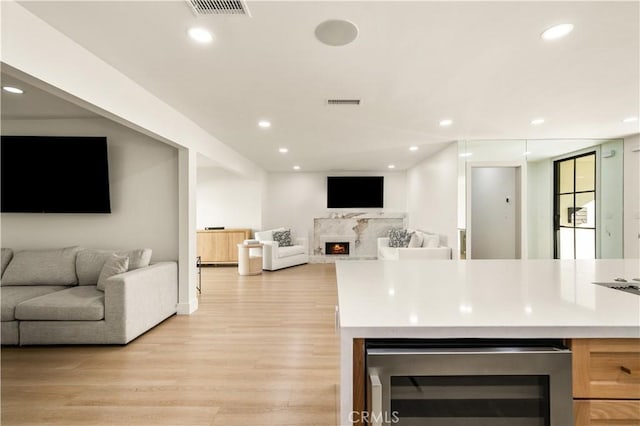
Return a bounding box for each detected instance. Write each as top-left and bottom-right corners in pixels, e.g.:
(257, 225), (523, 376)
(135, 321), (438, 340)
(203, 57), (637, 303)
(177, 298), (199, 315)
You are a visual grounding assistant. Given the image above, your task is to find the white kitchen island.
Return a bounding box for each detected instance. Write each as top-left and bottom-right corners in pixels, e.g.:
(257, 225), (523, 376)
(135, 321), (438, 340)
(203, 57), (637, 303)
(336, 259), (640, 425)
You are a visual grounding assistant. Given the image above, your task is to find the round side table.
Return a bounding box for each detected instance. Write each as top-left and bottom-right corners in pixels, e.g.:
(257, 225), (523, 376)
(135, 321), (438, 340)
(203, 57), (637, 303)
(237, 243), (263, 276)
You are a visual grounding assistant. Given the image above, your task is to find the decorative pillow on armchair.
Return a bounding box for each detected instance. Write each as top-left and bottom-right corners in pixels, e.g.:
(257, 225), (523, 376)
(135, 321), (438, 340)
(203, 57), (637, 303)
(388, 228), (412, 248)
(272, 230), (293, 247)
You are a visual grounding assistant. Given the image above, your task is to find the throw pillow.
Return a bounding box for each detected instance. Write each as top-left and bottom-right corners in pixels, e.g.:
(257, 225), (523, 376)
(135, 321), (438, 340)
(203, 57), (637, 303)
(388, 228), (411, 248)
(407, 232), (423, 248)
(97, 254), (129, 291)
(126, 248), (152, 270)
(423, 234), (440, 248)
(272, 230), (293, 247)
(76, 248), (152, 285)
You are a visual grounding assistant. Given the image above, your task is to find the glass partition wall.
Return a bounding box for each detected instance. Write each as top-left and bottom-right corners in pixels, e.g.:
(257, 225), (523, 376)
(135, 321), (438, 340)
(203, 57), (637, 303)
(458, 139), (624, 260)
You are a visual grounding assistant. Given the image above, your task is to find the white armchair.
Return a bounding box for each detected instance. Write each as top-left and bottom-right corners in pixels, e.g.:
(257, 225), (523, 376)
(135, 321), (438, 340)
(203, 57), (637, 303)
(254, 228), (309, 271)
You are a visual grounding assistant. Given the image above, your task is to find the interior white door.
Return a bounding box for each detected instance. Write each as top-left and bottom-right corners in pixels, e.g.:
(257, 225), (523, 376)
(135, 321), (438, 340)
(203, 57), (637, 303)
(470, 167), (518, 259)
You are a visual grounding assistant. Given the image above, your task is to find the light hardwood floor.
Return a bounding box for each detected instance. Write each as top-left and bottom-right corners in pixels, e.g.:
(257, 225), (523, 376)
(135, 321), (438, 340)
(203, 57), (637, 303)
(1, 263), (340, 426)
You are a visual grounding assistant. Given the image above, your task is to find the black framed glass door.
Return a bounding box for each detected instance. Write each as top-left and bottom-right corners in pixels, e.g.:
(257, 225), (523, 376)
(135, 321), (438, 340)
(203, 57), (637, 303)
(553, 152), (596, 259)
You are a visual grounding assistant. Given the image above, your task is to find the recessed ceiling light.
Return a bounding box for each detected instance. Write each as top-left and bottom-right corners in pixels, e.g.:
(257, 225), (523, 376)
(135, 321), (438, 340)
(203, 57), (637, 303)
(622, 116), (638, 123)
(2, 86), (24, 94)
(388, 164), (396, 169)
(459, 152), (473, 157)
(258, 120), (271, 128)
(315, 19), (358, 46)
(409, 146), (419, 152)
(530, 118), (545, 125)
(293, 165), (301, 171)
(279, 147), (288, 154)
(541, 23), (574, 40)
(439, 119), (453, 127)
(524, 151), (532, 155)
(188, 27), (213, 43)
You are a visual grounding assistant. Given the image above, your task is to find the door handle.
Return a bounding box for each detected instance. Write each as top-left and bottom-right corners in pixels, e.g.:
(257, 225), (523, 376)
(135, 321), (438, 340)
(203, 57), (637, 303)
(369, 372), (383, 426)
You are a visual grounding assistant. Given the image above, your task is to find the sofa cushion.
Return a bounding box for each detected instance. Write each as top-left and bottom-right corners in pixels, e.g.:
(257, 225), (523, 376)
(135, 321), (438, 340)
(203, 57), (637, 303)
(1, 285), (70, 321)
(278, 245), (306, 259)
(1, 248), (13, 278)
(15, 286), (105, 321)
(1, 247), (81, 286)
(388, 228), (411, 248)
(273, 230), (293, 247)
(76, 248), (151, 285)
(96, 254), (129, 291)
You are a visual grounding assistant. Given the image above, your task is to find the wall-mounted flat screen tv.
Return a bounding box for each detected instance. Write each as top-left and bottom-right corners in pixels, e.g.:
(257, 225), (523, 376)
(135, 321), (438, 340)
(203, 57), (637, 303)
(1, 136), (111, 213)
(327, 176), (384, 208)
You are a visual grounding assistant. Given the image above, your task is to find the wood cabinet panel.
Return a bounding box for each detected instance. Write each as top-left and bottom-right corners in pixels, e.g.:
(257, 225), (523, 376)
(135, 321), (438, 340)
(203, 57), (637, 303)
(570, 339), (640, 399)
(575, 400), (640, 425)
(226, 232), (248, 262)
(197, 229), (250, 263)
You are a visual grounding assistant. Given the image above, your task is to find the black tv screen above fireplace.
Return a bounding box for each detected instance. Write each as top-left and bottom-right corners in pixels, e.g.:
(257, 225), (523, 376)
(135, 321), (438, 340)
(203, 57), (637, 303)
(327, 176), (384, 208)
(1, 135), (111, 213)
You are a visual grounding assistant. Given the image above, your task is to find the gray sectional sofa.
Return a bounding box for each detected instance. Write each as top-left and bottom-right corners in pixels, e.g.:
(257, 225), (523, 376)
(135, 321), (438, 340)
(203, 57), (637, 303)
(1, 246), (178, 345)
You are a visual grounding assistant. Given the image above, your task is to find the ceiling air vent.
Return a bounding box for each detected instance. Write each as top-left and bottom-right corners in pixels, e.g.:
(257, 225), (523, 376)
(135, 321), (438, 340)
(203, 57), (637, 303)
(327, 99), (361, 105)
(186, 0), (251, 16)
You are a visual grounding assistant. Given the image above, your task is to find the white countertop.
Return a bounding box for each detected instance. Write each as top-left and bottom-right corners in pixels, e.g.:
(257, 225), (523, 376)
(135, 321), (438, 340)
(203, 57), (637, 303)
(336, 259), (640, 338)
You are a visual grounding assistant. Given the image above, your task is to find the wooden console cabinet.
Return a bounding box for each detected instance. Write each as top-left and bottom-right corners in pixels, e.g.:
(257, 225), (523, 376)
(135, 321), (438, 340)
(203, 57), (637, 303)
(197, 229), (251, 264)
(569, 338), (640, 425)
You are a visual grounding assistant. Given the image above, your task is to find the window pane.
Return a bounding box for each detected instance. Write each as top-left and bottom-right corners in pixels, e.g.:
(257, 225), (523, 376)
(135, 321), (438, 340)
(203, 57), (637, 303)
(559, 228), (574, 259)
(575, 192), (595, 228)
(576, 229), (595, 259)
(558, 160), (574, 193)
(575, 154), (595, 192)
(559, 194), (574, 227)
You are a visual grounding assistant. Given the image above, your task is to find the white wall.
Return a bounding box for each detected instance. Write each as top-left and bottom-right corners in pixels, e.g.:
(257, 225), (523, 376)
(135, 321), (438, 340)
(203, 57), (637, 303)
(624, 134), (640, 258)
(1, 118), (179, 261)
(406, 143), (458, 253)
(196, 167), (263, 232)
(263, 171), (407, 242)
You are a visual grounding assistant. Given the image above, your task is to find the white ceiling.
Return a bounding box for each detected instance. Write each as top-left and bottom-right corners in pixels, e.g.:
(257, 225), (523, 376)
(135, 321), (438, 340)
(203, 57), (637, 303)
(1, 73), (98, 120)
(8, 1), (640, 172)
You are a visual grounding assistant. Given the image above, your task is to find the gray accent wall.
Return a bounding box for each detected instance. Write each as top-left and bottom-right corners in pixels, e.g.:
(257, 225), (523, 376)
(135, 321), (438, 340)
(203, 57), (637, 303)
(1, 118), (179, 261)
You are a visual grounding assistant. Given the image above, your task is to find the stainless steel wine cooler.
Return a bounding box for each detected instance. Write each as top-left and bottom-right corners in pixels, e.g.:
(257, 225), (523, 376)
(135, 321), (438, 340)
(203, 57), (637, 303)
(366, 341), (573, 426)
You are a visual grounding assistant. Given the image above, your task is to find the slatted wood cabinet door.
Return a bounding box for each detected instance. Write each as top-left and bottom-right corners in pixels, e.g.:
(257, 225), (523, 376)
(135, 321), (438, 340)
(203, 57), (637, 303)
(197, 229), (251, 264)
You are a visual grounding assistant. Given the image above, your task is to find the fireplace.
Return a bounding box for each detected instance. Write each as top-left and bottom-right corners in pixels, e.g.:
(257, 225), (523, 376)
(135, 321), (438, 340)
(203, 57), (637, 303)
(326, 242), (350, 255)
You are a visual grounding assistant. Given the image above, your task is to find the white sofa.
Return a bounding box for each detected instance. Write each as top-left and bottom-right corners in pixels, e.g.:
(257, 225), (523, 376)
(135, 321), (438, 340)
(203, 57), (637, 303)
(1, 247), (178, 345)
(254, 228), (309, 271)
(377, 231), (452, 260)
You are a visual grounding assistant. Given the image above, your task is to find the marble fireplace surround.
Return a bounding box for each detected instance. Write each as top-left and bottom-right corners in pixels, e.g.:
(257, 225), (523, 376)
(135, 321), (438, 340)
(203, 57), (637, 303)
(312, 212), (406, 262)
